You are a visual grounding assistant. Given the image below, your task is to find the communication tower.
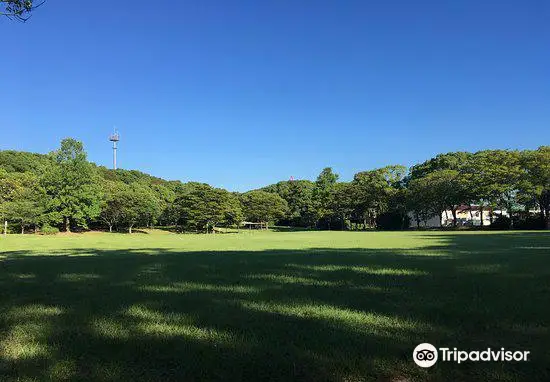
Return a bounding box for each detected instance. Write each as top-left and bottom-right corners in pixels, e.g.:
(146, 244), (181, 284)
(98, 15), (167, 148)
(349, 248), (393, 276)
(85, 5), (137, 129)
(109, 130), (120, 170)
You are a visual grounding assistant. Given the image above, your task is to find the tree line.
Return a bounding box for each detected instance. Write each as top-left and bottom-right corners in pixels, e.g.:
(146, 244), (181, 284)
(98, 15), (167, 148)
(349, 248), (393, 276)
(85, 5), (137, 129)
(0, 138), (548, 234)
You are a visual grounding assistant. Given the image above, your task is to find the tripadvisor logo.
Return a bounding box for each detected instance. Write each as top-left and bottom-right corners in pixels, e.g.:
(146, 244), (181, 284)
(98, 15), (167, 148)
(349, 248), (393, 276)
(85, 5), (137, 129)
(413, 343), (438, 367)
(413, 343), (530, 368)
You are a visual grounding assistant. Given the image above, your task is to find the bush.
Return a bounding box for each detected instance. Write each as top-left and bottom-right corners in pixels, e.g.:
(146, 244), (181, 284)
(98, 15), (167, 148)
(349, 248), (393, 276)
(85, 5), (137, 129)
(376, 212), (410, 230)
(40, 224), (59, 235)
(490, 214), (545, 230)
(490, 215), (511, 230)
(514, 215), (545, 230)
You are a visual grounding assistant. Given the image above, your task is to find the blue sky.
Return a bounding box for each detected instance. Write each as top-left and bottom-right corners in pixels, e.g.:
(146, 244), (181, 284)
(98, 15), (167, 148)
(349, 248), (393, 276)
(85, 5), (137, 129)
(1, 0), (548, 191)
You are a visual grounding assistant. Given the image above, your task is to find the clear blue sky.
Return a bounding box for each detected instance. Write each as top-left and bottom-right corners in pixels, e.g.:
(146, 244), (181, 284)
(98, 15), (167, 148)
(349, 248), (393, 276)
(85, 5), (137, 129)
(1, 0), (548, 191)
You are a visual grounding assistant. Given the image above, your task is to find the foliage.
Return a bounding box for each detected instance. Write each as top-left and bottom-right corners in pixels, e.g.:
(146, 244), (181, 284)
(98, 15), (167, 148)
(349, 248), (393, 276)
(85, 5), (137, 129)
(240, 190), (288, 225)
(406, 177), (440, 227)
(99, 180), (128, 232)
(39, 223), (59, 235)
(0, 0), (41, 21)
(489, 215), (511, 230)
(376, 211), (411, 230)
(1, 139), (549, 233)
(175, 183), (242, 233)
(262, 180), (317, 227)
(520, 146), (550, 229)
(42, 139), (102, 232)
(313, 167), (339, 228)
(0, 151), (52, 174)
(328, 182), (356, 230)
(0, 171), (47, 233)
(117, 183), (162, 233)
(352, 165), (406, 228)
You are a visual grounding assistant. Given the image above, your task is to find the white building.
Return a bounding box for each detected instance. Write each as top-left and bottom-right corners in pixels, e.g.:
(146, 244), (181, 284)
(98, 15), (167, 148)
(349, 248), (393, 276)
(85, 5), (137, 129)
(409, 205), (510, 228)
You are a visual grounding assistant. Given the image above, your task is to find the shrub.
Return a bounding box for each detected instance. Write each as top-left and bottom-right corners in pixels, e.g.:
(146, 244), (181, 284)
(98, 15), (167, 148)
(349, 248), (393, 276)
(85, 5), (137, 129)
(376, 212), (410, 230)
(40, 224), (59, 235)
(490, 215), (511, 230)
(490, 214), (545, 230)
(514, 215), (545, 230)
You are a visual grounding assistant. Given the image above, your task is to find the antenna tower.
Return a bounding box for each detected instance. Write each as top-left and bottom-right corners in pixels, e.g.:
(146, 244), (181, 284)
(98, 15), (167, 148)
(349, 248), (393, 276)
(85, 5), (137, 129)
(109, 129), (120, 170)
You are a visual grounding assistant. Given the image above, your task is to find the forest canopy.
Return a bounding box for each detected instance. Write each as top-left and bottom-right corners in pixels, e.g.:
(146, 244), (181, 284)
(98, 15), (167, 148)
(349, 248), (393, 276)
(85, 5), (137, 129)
(1, 139), (548, 233)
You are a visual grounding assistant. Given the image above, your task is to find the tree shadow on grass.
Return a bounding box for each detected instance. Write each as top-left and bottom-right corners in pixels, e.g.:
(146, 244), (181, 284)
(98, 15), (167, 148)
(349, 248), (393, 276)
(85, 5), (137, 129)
(0, 232), (549, 381)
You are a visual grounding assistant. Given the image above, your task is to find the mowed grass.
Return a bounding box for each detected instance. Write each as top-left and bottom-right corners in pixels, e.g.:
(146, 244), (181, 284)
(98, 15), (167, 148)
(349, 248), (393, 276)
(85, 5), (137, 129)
(0, 231), (549, 382)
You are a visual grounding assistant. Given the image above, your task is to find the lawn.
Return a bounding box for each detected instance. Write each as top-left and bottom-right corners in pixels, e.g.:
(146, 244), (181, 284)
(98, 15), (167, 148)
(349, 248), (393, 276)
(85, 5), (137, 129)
(0, 230), (549, 382)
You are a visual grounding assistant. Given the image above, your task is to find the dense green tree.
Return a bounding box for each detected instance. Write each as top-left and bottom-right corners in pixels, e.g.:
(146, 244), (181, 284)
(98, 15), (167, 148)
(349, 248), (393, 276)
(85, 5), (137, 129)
(0, 169), (15, 230)
(1, 142), (549, 234)
(224, 193), (244, 228)
(0, 151), (52, 174)
(386, 186), (409, 230)
(410, 153), (475, 227)
(240, 190), (288, 228)
(4, 173), (46, 233)
(421, 169), (468, 227)
(406, 177), (439, 227)
(461, 150), (521, 225)
(467, 150), (522, 227)
(520, 146), (550, 229)
(0, 170), (46, 233)
(149, 182), (177, 226)
(462, 152), (495, 225)
(352, 166), (406, 228)
(410, 152), (472, 179)
(42, 139), (102, 232)
(99, 180), (127, 232)
(176, 183), (240, 233)
(313, 168), (339, 229)
(0, 169), (17, 203)
(328, 182), (356, 230)
(117, 183), (162, 233)
(262, 180), (317, 227)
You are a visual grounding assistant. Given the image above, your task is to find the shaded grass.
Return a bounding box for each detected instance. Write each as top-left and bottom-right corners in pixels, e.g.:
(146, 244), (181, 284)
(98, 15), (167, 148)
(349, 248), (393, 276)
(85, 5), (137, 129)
(0, 231), (549, 381)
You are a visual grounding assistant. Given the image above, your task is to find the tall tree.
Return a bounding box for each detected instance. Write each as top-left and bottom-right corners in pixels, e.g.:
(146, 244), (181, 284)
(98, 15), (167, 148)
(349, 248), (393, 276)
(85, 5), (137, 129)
(329, 182), (356, 230)
(353, 165), (406, 228)
(176, 183), (240, 233)
(150, 182), (177, 227)
(461, 150), (522, 226)
(422, 169), (468, 227)
(118, 183), (162, 234)
(1, 170), (46, 233)
(262, 180), (317, 227)
(410, 153), (474, 227)
(470, 150), (522, 227)
(224, 192), (244, 228)
(407, 174), (444, 227)
(1, 172), (46, 233)
(240, 190), (288, 228)
(42, 138), (102, 232)
(521, 146), (550, 229)
(99, 180), (127, 232)
(313, 167), (339, 229)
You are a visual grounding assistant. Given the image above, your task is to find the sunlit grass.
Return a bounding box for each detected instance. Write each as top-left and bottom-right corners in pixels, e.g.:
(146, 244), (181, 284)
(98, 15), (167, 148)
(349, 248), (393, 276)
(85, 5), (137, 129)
(140, 282), (260, 294)
(1, 323), (51, 361)
(5, 304), (64, 321)
(58, 273), (102, 281)
(92, 318), (132, 340)
(240, 301), (434, 336)
(1, 305), (63, 362)
(285, 264), (429, 275)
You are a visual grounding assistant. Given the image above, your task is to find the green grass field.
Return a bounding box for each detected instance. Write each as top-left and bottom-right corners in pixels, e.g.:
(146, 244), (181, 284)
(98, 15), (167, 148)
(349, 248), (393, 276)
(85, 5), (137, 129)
(1, 230), (549, 382)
